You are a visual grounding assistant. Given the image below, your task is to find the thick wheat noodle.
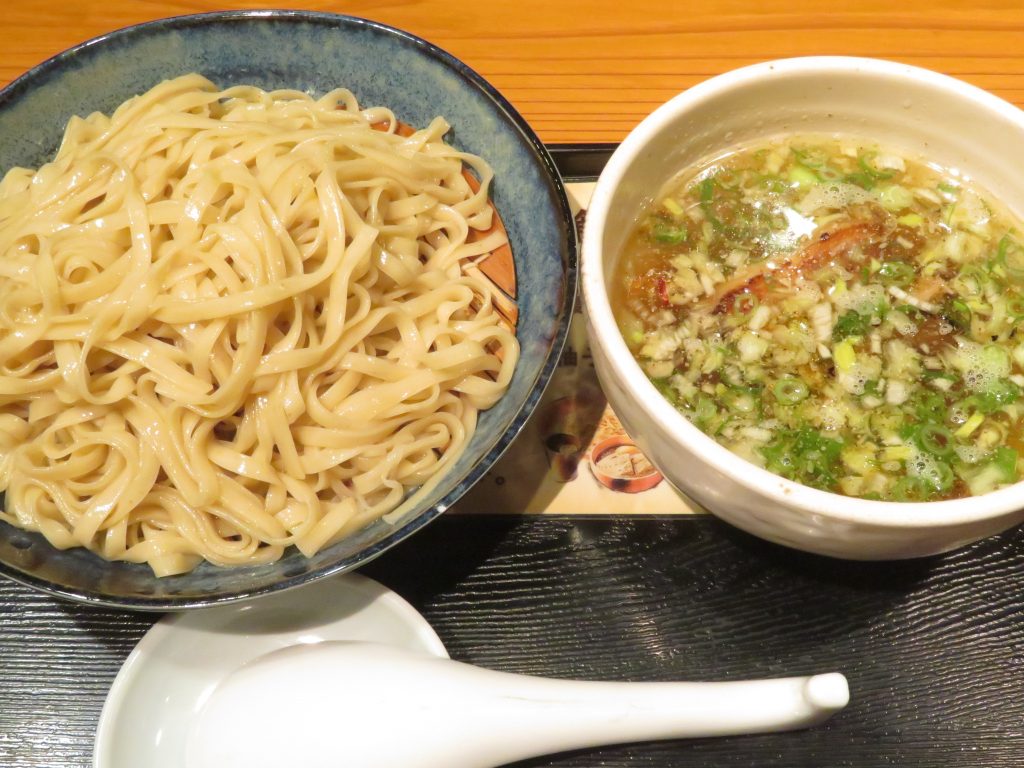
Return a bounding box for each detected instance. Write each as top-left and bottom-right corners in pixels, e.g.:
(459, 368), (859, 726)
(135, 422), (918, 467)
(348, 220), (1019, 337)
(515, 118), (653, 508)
(0, 74), (519, 576)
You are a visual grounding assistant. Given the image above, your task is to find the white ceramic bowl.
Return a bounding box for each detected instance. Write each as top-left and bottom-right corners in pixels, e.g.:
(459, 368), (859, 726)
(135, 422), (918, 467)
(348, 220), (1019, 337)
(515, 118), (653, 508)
(583, 56), (1024, 559)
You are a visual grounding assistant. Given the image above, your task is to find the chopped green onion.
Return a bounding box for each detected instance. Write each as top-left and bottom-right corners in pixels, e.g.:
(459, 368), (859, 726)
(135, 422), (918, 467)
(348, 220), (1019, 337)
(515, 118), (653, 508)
(960, 379), (1021, 414)
(876, 185), (914, 212)
(922, 461), (955, 494)
(697, 177), (741, 239)
(910, 388), (948, 423)
(880, 445), (913, 462)
(913, 424), (956, 459)
(692, 395), (717, 429)
(992, 446), (1019, 483)
(792, 147), (826, 168)
(982, 345), (1011, 375)
(651, 220), (687, 245)
(996, 234), (1024, 277)
(649, 379), (679, 407)
(816, 165), (844, 182)
(834, 339), (857, 371)
(942, 297), (972, 333)
(859, 152), (895, 180)
(965, 447), (1019, 496)
(960, 262), (992, 287)
(832, 310), (872, 341)
(1007, 294), (1024, 319)
(877, 261), (915, 287)
(843, 152), (894, 190)
(787, 165), (818, 189)
(759, 426), (845, 490)
(661, 197), (684, 217)
(892, 465), (952, 500)
(723, 385), (761, 415)
(955, 412), (984, 439)
(891, 477), (924, 501)
(773, 377), (809, 405)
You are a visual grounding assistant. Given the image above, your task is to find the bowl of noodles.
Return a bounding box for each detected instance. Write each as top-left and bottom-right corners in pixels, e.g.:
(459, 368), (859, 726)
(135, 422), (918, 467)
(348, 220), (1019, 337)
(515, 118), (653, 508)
(0, 11), (575, 607)
(583, 57), (1024, 560)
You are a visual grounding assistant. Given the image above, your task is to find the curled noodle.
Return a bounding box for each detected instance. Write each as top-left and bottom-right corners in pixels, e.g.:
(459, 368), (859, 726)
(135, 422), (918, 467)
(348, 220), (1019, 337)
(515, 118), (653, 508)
(0, 74), (518, 575)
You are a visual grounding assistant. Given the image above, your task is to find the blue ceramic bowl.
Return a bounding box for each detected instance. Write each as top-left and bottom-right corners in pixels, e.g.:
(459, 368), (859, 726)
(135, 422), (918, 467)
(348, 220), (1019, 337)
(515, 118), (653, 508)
(0, 11), (575, 609)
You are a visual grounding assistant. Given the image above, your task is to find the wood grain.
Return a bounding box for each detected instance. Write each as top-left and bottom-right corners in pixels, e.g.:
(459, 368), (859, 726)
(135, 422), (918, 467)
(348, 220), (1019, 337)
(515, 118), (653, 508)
(2, 7), (1024, 767)
(3, 516), (1024, 767)
(1, 1), (1022, 143)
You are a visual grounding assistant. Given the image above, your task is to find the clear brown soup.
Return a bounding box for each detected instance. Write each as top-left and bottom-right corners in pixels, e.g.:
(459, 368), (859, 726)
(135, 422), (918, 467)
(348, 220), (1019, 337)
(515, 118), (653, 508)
(613, 135), (1024, 501)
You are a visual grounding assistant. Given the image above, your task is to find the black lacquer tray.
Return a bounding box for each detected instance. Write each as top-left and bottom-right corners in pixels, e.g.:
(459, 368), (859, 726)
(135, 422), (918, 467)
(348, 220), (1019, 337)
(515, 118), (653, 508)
(2, 147), (1023, 768)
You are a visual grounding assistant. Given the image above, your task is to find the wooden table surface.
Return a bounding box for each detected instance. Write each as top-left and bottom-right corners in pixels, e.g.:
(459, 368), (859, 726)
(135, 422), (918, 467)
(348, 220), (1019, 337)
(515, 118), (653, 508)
(2, 0), (1022, 144)
(3, 5), (1024, 767)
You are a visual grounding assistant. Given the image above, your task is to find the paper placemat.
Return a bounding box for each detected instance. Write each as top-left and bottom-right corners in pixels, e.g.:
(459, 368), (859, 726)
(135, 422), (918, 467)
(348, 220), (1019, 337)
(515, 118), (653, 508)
(457, 183), (706, 515)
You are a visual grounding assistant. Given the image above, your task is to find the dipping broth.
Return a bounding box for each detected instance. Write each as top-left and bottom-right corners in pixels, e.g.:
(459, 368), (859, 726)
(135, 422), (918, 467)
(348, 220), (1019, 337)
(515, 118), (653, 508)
(614, 136), (1024, 501)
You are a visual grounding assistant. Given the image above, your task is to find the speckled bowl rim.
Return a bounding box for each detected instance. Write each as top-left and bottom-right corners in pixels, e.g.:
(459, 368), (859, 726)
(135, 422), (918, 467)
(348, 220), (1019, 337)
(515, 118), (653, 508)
(0, 9), (577, 610)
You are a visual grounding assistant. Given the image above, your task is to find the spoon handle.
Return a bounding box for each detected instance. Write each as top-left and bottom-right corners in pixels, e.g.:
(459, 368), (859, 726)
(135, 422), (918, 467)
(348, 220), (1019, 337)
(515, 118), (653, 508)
(188, 642), (848, 768)
(468, 669), (849, 752)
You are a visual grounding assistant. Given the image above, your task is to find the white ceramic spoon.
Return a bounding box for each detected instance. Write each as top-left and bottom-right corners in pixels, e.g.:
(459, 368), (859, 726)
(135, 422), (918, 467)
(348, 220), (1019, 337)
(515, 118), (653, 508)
(187, 640), (848, 768)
